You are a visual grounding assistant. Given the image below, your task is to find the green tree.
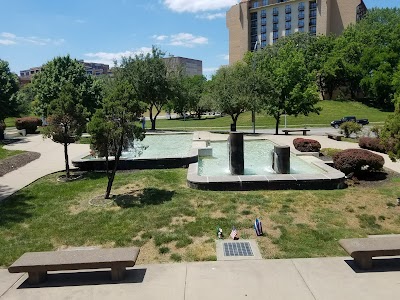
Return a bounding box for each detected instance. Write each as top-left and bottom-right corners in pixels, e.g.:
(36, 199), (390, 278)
(42, 83), (88, 178)
(381, 67), (400, 161)
(32, 55), (102, 117)
(254, 39), (320, 135)
(120, 47), (175, 130)
(209, 62), (263, 131)
(10, 83), (36, 117)
(0, 59), (19, 139)
(88, 76), (145, 199)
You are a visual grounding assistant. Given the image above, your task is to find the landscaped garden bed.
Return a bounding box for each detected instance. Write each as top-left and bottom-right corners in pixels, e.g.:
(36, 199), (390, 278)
(0, 168), (399, 267)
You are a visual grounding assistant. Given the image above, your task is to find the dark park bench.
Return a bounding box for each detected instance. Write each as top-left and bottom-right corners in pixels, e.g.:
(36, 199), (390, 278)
(282, 129), (310, 136)
(326, 133), (344, 141)
(339, 237), (400, 269)
(8, 247), (140, 284)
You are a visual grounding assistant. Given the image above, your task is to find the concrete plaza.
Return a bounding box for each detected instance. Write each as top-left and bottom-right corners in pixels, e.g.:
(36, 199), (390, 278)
(1, 257), (400, 300)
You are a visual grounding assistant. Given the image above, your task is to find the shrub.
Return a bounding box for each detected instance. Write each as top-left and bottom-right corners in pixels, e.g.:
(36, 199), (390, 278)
(333, 149), (385, 175)
(359, 137), (386, 153)
(0, 121), (5, 139)
(15, 117), (42, 134)
(320, 148), (342, 158)
(340, 121), (362, 138)
(293, 138), (321, 152)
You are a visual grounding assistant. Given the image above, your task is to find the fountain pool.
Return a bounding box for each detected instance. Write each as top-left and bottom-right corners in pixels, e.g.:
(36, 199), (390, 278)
(72, 133), (197, 171)
(187, 138), (345, 191)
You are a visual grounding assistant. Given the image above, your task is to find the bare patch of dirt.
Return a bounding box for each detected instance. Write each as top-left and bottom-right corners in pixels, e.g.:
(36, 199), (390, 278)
(171, 216), (196, 226)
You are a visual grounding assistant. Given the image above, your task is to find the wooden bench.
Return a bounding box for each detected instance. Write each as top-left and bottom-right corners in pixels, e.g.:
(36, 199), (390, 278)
(326, 133), (344, 141)
(8, 247), (140, 284)
(282, 129), (310, 136)
(339, 237), (400, 269)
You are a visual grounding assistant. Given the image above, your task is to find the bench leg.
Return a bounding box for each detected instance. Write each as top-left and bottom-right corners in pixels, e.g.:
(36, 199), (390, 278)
(27, 271), (47, 284)
(111, 266), (126, 281)
(303, 131), (307, 136)
(354, 256), (373, 269)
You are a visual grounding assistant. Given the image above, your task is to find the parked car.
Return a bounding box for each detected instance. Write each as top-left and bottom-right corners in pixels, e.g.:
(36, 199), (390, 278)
(330, 116), (369, 129)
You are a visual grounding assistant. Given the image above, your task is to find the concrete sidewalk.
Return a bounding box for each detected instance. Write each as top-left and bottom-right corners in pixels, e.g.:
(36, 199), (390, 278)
(1, 257), (400, 300)
(0, 135), (89, 201)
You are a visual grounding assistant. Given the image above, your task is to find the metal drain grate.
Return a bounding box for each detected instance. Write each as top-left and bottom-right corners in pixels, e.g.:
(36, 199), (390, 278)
(223, 242), (254, 257)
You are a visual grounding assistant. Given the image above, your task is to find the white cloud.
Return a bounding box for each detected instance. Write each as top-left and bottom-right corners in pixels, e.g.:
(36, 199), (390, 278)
(152, 35), (168, 41)
(163, 0), (238, 13)
(219, 54), (229, 60)
(0, 39), (16, 45)
(84, 47), (153, 66)
(0, 32), (65, 46)
(152, 33), (208, 48)
(74, 19), (86, 24)
(196, 13), (225, 20)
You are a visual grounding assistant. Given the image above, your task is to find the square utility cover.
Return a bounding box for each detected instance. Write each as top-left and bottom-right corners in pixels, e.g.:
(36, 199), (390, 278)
(216, 240), (262, 261)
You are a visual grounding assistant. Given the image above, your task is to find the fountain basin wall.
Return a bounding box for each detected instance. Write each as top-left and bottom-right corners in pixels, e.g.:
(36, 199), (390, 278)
(73, 150), (198, 171)
(187, 156), (345, 191)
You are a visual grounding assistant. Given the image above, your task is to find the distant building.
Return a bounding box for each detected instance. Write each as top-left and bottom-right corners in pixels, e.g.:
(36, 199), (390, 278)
(163, 56), (203, 76)
(227, 0), (367, 64)
(19, 60), (110, 85)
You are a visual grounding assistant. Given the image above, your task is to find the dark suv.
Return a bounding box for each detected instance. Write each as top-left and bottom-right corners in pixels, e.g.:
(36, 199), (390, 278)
(330, 116), (369, 129)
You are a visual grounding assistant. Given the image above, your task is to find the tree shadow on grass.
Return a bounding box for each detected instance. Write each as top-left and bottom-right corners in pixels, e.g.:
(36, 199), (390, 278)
(114, 188), (175, 208)
(0, 190), (34, 228)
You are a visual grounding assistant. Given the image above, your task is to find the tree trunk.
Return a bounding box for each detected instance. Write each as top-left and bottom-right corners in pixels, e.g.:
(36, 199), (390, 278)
(64, 141), (70, 178)
(197, 111), (201, 120)
(319, 76), (326, 100)
(275, 114), (280, 135)
(105, 133), (124, 199)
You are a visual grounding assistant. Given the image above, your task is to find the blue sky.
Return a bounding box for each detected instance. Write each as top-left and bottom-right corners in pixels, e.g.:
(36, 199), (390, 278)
(0, 0), (398, 77)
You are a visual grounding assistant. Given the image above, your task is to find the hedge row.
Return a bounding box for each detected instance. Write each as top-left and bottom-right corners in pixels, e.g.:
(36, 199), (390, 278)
(293, 138), (321, 152)
(358, 137), (386, 153)
(15, 117), (42, 134)
(333, 149), (384, 175)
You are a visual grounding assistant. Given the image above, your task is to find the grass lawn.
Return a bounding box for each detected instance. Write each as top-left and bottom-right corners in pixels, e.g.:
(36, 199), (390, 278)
(0, 143), (24, 160)
(1, 168), (399, 267)
(149, 101), (392, 130)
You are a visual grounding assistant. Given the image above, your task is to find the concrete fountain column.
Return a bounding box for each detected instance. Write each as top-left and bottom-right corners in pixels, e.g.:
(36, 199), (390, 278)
(272, 146), (290, 174)
(228, 132), (244, 175)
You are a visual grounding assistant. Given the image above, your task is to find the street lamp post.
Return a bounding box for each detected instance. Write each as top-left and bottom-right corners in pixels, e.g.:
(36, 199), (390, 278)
(252, 40), (259, 134)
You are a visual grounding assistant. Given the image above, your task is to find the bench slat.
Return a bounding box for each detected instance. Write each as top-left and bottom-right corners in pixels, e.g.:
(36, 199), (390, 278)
(8, 247), (140, 273)
(339, 237), (400, 255)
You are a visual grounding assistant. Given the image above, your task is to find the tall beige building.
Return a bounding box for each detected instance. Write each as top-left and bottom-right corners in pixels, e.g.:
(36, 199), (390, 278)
(227, 0), (367, 64)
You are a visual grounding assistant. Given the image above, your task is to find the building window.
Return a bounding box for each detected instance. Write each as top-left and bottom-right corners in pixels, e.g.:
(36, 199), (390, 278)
(261, 18), (267, 25)
(261, 10), (266, 18)
(262, 0), (268, 5)
(251, 12), (258, 21)
(309, 18), (316, 26)
(261, 25), (267, 33)
(298, 19), (304, 27)
(273, 31), (279, 40)
(285, 5), (291, 14)
(251, 35), (258, 43)
(251, 20), (258, 28)
(251, 28), (258, 35)
(285, 21), (291, 29)
(310, 26), (316, 35)
(286, 29), (291, 36)
(298, 2), (305, 11)
(299, 12), (305, 19)
(298, 27), (305, 32)
(309, 10), (317, 18)
(253, 1), (259, 8)
(273, 7), (279, 16)
(273, 24), (279, 31)
(261, 40), (267, 48)
(273, 16), (279, 23)
(261, 33), (267, 40)
(310, 1), (317, 10)
(285, 14), (291, 21)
